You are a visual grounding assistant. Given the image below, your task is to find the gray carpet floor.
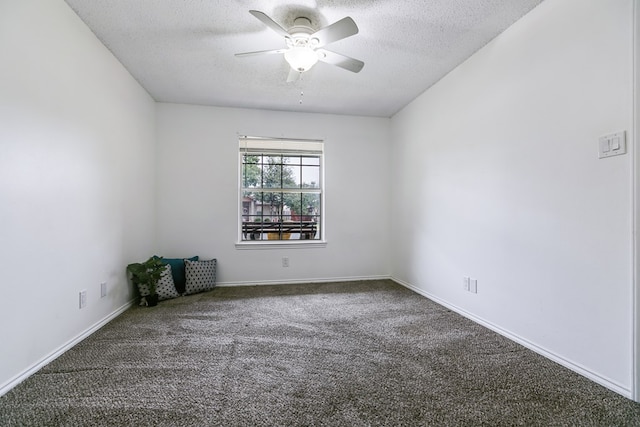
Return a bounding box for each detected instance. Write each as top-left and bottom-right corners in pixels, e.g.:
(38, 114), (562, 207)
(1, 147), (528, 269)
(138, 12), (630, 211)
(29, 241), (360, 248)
(2, 279), (640, 426)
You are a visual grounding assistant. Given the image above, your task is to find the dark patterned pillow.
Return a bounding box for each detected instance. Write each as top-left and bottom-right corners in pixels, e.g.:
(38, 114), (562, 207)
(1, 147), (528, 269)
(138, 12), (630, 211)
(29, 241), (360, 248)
(156, 264), (181, 301)
(185, 259), (217, 295)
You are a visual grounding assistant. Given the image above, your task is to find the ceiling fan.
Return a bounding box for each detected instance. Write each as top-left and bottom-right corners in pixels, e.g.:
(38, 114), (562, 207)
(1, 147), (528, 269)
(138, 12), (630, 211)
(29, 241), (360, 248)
(235, 10), (364, 82)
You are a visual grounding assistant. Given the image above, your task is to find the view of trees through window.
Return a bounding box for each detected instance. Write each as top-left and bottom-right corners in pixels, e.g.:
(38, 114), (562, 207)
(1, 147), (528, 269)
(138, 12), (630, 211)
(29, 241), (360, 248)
(241, 153), (321, 241)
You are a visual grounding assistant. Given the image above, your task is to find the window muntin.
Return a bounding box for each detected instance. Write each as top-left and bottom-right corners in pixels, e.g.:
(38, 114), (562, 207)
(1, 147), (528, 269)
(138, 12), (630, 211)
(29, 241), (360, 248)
(239, 138), (323, 242)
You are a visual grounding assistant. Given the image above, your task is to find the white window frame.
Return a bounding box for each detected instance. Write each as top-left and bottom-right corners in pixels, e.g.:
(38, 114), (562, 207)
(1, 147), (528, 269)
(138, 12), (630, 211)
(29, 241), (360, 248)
(236, 136), (326, 249)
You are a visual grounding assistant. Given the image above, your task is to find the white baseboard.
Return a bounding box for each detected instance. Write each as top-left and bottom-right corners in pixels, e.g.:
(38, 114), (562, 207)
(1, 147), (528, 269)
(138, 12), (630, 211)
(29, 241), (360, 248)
(217, 275), (391, 287)
(0, 299), (136, 398)
(392, 277), (633, 399)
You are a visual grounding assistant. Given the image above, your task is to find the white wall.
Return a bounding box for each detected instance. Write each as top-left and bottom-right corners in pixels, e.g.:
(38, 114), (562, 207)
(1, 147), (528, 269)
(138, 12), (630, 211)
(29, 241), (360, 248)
(0, 0), (157, 393)
(155, 103), (390, 284)
(391, 0), (635, 396)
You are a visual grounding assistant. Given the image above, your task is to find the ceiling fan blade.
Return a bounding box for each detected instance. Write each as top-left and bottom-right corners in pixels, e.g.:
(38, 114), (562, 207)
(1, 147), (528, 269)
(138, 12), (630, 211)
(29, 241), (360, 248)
(311, 17), (358, 48)
(286, 68), (302, 83)
(316, 49), (364, 73)
(249, 10), (290, 39)
(235, 48), (287, 57)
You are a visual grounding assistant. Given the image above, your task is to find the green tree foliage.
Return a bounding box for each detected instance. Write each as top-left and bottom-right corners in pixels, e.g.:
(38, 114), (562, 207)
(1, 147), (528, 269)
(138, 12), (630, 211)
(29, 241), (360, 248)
(283, 190), (320, 219)
(242, 155), (261, 188)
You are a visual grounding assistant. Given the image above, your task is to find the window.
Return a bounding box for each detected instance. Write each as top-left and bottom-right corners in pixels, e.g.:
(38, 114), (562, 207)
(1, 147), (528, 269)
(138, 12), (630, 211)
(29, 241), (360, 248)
(239, 137), (323, 243)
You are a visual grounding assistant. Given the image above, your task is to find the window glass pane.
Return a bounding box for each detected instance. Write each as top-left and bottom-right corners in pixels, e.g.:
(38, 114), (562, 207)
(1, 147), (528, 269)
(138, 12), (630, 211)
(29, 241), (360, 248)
(242, 216), (265, 240)
(262, 163), (282, 188)
(262, 192), (283, 220)
(285, 193), (320, 220)
(242, 157), (262, 188)
(283, 193), (302, 219)
(243, 154), (260, 164)
(304, 194), (321, 218)
(242, 191), (264, 240)
(283, 156), (301, 166)
(242, 191), (258, 220)
(282, 164), (300, 188)
(302, 156), (319, 166)
(264, 155), (282, 164)
(301, 166), (320, 188)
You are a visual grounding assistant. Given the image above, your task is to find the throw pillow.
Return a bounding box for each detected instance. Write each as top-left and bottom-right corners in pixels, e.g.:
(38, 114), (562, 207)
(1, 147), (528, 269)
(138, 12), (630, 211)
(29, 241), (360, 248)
(184, 259), (217, 295)
(156, 264), (181, 301)
(156, 255), (198, 294)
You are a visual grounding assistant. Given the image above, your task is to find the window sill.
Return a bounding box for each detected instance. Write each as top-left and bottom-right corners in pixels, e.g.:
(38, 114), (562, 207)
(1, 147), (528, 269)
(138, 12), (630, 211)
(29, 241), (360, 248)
(235, 241), (327, 250)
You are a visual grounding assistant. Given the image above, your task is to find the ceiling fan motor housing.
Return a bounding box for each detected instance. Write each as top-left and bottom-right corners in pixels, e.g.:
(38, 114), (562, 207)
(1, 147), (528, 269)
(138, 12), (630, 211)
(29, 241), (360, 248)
(286, 17), (319, 48)
(290, 17), (314, 34)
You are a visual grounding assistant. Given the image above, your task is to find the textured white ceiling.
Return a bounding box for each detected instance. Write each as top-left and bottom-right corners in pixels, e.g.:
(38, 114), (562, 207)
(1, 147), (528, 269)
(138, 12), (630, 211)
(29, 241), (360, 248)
(64, 0), (543, 117)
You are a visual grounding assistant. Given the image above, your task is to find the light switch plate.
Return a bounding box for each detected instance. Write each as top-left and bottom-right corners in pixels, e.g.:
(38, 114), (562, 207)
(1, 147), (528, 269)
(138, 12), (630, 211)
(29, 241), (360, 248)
(599, 131), (626, 159)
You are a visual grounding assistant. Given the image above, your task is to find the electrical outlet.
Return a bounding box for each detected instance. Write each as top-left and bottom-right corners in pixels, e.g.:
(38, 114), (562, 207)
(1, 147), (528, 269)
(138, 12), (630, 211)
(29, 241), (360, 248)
(282, 256), (289, 268)
(470, 279), (478, 294)
(100, 282), (107, 298)
(79, 290), (87, 309)
(463, 277), (470, 291)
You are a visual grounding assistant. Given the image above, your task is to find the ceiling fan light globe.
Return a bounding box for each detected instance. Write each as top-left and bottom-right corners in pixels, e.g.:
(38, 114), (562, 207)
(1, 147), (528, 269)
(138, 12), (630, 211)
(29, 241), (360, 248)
(284, 47), (318, 72)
